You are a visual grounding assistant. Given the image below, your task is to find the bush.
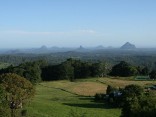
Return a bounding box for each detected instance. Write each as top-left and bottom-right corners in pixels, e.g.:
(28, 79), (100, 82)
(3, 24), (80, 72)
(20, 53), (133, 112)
(106, 85), (118, 95)
(120, 85), (156, 117)
(94, 93), (105, 101)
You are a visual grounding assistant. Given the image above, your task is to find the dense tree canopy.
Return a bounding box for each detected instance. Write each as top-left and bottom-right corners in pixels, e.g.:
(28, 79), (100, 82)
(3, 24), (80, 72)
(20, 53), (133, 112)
(149, 70), (156, 79)
(110, 61), (138, 77)
(0, 60), (46, 84)
(0, 73), (35, 110)
(0, 50), (156, 69)
(121, 85), (156, 117)
(41, 59), (110, 81)
(95, 84), (156, 117)
(122, 84), (144, 98)
(0, 86), (10, 117)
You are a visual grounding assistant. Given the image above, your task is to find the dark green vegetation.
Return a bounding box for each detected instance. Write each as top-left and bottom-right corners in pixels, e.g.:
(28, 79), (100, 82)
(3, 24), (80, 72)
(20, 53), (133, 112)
(95, 84), (156, 117)
(1, 49), (156, 68)
(42, 58), (109, 81)
(0, 86), (10, 117)
(0, 49), (156, 117)
(110, 61), (151, 77)
(110, 61), (138, 76)
(121, 85), (156, 117)
(0, 60), (47, 84)
(149, 70), (156, 80)
(0, 73), (35, 117)
(0, 58), (154, 83)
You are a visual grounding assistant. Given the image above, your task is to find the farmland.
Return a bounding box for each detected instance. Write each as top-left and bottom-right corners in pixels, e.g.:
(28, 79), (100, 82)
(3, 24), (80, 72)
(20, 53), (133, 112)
(25, 77), (156, 117)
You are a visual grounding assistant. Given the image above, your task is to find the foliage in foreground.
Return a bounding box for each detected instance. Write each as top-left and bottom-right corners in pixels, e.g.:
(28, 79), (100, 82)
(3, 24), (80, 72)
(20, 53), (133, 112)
(0, 73), (35, 117)
(94, 84), (156, 117)
(0, 86), (11, 117)
(121, 85), (156, 117)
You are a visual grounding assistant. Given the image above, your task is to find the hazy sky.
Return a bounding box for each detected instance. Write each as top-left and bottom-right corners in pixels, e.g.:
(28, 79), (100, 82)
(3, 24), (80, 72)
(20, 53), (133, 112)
(0, 0), (156, 48)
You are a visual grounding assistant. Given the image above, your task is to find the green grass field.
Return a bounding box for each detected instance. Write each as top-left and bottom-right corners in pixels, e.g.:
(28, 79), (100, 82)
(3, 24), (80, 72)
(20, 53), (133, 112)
(25, 79), (121, 117)
(25, 77), (156, 117)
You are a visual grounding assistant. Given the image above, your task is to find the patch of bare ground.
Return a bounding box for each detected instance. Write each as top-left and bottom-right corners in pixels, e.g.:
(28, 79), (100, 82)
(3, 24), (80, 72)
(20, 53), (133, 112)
(69, 82), (107, 96)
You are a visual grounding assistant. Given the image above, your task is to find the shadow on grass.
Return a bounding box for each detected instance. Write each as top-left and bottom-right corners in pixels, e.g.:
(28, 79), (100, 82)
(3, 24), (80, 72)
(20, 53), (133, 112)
(63, 102), (113, 109)
(78, 96), (106, 103)
(78, 96), (94, 101)
(63, 96), (115, 109)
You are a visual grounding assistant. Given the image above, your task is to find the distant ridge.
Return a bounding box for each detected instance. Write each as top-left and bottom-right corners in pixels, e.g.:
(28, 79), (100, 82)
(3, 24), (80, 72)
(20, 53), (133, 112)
(95, 45), (105, 49)
(120, 42), (136, 49)
(74, 45), (88, 52)
(40, 45), (48, 50)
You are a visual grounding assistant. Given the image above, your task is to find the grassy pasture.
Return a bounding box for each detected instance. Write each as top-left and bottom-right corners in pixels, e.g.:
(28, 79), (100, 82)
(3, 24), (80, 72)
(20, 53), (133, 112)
(26, 79), (120, 117)
(25, 77), (156, 117)
(98, 77), (156, 88)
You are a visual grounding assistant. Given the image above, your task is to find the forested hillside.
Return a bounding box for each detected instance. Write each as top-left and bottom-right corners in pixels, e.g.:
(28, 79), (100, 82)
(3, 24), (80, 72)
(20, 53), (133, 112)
(1, 49), (156, 68)
(1, 49), (156, 117)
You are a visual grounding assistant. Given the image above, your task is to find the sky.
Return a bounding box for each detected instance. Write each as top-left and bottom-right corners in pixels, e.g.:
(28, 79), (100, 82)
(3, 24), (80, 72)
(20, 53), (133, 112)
(0, 0), (156, 48)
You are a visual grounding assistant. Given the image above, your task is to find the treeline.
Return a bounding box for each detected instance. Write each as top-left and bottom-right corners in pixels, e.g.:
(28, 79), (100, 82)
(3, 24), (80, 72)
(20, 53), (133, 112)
(110, 61), (156, 79)
(0, 54), (66, 65)
(0, 59), (156, 84)
(110, 61), (149, 77)
(42, 59), (156, 81)
(42, 58), (110, 81)
(0, 60), (47, 84)
(0, 58), (108, 83)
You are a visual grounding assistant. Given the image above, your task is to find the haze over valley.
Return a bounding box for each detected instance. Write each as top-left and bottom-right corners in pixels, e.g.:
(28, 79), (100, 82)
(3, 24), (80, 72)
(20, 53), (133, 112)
(0, 1), (156, 117)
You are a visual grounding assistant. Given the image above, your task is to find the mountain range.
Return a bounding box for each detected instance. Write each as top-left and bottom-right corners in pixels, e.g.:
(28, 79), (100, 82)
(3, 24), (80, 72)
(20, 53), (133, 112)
(120, 42), (136, 49)
(0, 42), (137, 54)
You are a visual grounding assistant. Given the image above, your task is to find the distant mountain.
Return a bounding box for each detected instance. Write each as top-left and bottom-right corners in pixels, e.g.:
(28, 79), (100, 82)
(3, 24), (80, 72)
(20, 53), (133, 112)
(30, 45), (49, 53)
(0, 43), (139, 55)
(39, 45), (48, 50)
(74, 46), (89, 52)
(50, 46), (75, 52)
(95, 45), (105, 49)
(120, 42), (136, 49)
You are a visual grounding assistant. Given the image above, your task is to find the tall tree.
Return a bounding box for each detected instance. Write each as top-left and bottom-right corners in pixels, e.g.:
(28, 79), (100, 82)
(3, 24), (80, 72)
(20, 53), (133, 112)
(0, 73), (35, 117)
(120, 84), (156, 117)
(149, 70), (156, 79)
(110, 61), (138, 77)
(0, 86), (10, 117)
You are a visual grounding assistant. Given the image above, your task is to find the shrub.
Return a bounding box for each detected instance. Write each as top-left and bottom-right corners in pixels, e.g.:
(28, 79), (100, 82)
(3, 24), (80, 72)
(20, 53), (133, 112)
(94, 93), (105, 101)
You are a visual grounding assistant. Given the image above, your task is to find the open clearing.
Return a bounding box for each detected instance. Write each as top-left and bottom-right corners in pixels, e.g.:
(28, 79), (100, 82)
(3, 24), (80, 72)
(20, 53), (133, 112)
(98, 77), (156, 88)
(25, 77), (156, 117)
